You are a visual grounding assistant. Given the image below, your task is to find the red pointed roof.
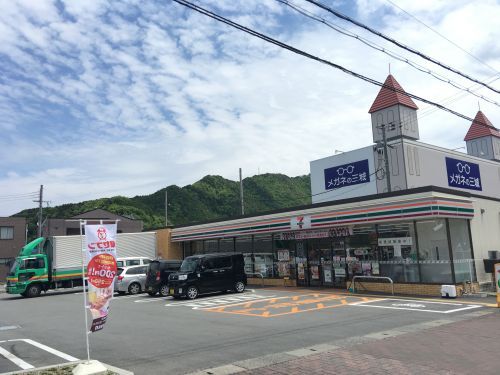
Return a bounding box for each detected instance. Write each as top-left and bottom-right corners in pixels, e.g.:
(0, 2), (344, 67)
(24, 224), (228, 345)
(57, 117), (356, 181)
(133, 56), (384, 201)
(464, 111), (500, 141)
(369, 75), (418, 113)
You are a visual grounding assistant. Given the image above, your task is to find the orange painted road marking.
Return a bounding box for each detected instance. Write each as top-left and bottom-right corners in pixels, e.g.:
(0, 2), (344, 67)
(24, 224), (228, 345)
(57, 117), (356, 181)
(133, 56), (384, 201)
(203, 293), (378, 318)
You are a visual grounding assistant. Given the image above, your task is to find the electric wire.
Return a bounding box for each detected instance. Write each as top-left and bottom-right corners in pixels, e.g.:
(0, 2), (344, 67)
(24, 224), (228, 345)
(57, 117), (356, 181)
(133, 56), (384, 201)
(277, 0), (500, 107)
(303, 0), (500, 94)
(419, 76), (500, 119)
(173, 0), (494, 128)
(384, 0), (499, 75)
(0, 193), (39, 201)
(0, 191), (39, 198)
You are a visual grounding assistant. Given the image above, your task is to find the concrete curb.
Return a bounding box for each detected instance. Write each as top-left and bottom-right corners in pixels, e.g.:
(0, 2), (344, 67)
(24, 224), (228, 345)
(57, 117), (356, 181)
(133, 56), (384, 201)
(2, 360), (133, 375)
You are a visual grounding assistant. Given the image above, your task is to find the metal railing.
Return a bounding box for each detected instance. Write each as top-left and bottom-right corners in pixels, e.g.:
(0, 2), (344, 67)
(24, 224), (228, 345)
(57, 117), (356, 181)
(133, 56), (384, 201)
(351, 276), (394, 296)
(246, 272), (265, 286)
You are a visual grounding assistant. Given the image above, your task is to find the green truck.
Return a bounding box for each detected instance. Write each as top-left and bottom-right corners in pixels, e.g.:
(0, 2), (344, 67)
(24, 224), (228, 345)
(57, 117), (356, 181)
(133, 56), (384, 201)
(6, 232), (157, 297)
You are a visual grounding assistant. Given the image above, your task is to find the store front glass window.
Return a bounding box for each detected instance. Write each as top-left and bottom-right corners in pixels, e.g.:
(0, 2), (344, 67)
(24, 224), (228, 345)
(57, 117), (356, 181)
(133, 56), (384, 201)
(377, 222), (419, 283)
(219, 237), (234, 252)
(309, 238), (332, 286)
(416, 220), (452, 284)
(274, 237), (295, 279)
(332, 238), (347, 287)
(449, 219), (475, 283)
(346, 225), (377, 280)
(191, 241), (204, 256)
(235, 236), (254, 275)
(183, 242), (192, 257)
(205, 239), (218, 253)
(254, 234), (274, 277)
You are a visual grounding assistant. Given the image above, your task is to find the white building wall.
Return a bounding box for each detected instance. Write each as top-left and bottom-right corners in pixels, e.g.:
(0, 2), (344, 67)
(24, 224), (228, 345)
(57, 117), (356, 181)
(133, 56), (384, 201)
(404, 140), (500, 200)
(469, 197), (500, 284)
(375, 141), (407, 193)
(310, 146), (377, 203)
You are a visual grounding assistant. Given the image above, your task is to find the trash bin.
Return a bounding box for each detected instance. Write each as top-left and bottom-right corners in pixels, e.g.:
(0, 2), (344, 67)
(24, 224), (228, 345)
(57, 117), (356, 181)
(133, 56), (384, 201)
(441, 285), (457, 298)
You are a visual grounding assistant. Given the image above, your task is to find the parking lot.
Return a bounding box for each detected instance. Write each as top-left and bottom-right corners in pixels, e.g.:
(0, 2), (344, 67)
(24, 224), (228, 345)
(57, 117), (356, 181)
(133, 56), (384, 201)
(0, 287), (492, 374)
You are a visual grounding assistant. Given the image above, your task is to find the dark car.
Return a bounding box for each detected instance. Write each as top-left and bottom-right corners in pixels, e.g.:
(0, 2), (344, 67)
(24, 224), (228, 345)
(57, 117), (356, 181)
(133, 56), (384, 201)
(167, 253), (247, 299)
(145, 260), (182, 297)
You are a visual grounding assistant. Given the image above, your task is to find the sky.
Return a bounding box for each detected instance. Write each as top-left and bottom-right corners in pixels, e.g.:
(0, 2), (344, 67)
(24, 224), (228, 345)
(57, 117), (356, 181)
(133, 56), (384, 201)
(0, 0), (499, 216)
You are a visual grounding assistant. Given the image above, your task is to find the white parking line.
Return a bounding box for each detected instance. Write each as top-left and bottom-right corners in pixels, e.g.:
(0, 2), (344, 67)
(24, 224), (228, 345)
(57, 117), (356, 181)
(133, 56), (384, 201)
(10, 339), (79, 362)
(112, 294), (146, 300)
(0, 339), (78, 371)
(164, 294), (276, 309)
(134, 290), (262, 304)
(0, 345), (34, 370)
(353, 299), (482, 314)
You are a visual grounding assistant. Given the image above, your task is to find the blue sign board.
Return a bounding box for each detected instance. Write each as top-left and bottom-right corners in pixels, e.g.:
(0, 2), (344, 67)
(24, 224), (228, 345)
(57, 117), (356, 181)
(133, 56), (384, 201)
(324, 159), (370, 190)
(445, 157), (482, 191)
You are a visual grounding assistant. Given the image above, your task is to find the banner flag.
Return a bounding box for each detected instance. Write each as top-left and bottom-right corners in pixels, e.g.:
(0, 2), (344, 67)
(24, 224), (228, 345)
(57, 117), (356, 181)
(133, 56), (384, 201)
(84, 224), (117, 332)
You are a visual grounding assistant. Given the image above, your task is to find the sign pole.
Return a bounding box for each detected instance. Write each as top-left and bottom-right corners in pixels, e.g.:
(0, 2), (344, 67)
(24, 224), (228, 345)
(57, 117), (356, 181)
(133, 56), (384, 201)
(79, 220), (91, 363)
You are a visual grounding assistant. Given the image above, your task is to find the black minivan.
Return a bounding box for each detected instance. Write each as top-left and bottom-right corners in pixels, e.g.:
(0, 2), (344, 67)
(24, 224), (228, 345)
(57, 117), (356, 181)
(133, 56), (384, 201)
(167, 253), (247, 299)
(145, 260), (182, 296)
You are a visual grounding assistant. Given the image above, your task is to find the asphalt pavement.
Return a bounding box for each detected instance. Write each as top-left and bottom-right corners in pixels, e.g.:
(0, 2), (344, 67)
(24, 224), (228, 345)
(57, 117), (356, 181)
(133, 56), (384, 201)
(0, 286), (497, 374)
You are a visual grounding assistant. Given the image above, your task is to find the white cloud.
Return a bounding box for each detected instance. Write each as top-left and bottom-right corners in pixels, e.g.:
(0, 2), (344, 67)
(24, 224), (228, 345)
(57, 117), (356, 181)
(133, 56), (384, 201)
(0, 0), (499, 216)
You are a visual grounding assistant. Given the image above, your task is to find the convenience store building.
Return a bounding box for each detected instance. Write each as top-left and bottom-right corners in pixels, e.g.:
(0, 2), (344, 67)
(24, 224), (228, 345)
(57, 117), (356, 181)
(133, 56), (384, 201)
(169, 75), (500, 295)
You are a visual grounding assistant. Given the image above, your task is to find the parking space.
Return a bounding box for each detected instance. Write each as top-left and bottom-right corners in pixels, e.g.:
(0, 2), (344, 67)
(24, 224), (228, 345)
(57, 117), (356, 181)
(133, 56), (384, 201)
(353, 298), (482, 314)
(0, 339), (78, 372)
(203, 293), (376, 317)
(108, 289), (485, 317)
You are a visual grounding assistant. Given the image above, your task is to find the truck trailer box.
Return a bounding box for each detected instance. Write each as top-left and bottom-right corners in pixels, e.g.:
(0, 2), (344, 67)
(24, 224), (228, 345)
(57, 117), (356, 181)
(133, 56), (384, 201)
(50, 231), (157, 272)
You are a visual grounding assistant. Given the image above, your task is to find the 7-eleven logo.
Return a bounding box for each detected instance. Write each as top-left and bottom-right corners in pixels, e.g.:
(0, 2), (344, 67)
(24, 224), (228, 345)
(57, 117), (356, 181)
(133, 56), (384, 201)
(291, 215), (311, 230)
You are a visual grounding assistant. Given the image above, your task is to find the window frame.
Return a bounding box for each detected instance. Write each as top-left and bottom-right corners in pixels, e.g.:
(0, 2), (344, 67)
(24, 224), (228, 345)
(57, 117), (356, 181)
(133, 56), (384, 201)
(0, 226), (14, 240)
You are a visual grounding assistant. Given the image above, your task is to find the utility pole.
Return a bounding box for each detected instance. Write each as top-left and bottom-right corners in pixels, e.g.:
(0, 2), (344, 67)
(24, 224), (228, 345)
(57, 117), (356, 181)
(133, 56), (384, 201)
(165, 189), (168, 227)
(239, 168), (244, 215)
(380, 125), (391, 193)
(37, 185), (43, 237)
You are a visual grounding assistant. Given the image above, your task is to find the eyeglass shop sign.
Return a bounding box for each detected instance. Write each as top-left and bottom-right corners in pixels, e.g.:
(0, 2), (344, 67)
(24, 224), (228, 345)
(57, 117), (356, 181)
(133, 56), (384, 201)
(445, 157), (482, 191)
(324, 159), (370, 190)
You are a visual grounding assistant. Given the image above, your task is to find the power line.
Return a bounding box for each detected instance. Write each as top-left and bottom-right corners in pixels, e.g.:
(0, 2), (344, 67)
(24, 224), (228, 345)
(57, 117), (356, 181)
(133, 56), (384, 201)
(0, 197), (39, 202)
(384, 0), (499, 75)
(172, 0), (493, 128)
(419, 75), (500, 119)
(0, 191), (39, 198)
(303, 0), (500, 94)
(276, 0), (500, 108)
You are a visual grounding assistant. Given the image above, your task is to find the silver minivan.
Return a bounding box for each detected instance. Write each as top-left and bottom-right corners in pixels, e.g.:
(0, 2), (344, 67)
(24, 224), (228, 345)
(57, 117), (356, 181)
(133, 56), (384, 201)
(114, 265), (148, 295)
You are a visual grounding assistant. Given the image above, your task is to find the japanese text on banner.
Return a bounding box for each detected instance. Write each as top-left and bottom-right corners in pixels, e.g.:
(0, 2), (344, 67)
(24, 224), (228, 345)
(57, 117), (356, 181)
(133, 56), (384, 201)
(84, 224), (117, 332)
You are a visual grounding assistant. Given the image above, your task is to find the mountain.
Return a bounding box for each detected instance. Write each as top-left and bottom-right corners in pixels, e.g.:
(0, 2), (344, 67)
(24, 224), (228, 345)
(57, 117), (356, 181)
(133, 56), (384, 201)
(13, 173), (311, 236)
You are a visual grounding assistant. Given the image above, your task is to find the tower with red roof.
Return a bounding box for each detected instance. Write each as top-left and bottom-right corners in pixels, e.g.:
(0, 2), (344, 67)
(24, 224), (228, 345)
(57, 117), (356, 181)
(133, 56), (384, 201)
(464, 111), (500, 161)
(369, 74), (419, 144)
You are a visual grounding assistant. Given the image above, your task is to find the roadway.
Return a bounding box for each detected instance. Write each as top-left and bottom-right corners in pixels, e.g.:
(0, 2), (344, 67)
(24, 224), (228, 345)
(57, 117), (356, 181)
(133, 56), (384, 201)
(0, 287), (494, 374)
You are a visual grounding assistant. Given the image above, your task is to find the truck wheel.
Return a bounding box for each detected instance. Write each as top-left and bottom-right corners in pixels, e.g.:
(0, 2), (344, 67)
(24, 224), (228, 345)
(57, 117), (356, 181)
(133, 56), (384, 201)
(159, 284), (169, 297)
(26, 284), (41, 298)
(234, 281), (245, 293)
(128, 283), (141, 295)
(186, 286), (198, 300)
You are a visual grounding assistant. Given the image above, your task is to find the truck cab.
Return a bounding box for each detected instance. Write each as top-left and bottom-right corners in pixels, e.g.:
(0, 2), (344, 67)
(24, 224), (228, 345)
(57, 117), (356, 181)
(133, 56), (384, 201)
(6, 237), (49, 297)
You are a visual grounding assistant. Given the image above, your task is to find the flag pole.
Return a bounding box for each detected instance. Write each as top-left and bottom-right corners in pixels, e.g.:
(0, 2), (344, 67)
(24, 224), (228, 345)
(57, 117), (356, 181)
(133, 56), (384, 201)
(80, 219), (91, 363)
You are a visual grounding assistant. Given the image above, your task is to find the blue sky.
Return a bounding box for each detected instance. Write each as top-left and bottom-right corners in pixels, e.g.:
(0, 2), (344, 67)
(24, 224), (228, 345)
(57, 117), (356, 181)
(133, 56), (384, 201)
(0, 0), (499, 215)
